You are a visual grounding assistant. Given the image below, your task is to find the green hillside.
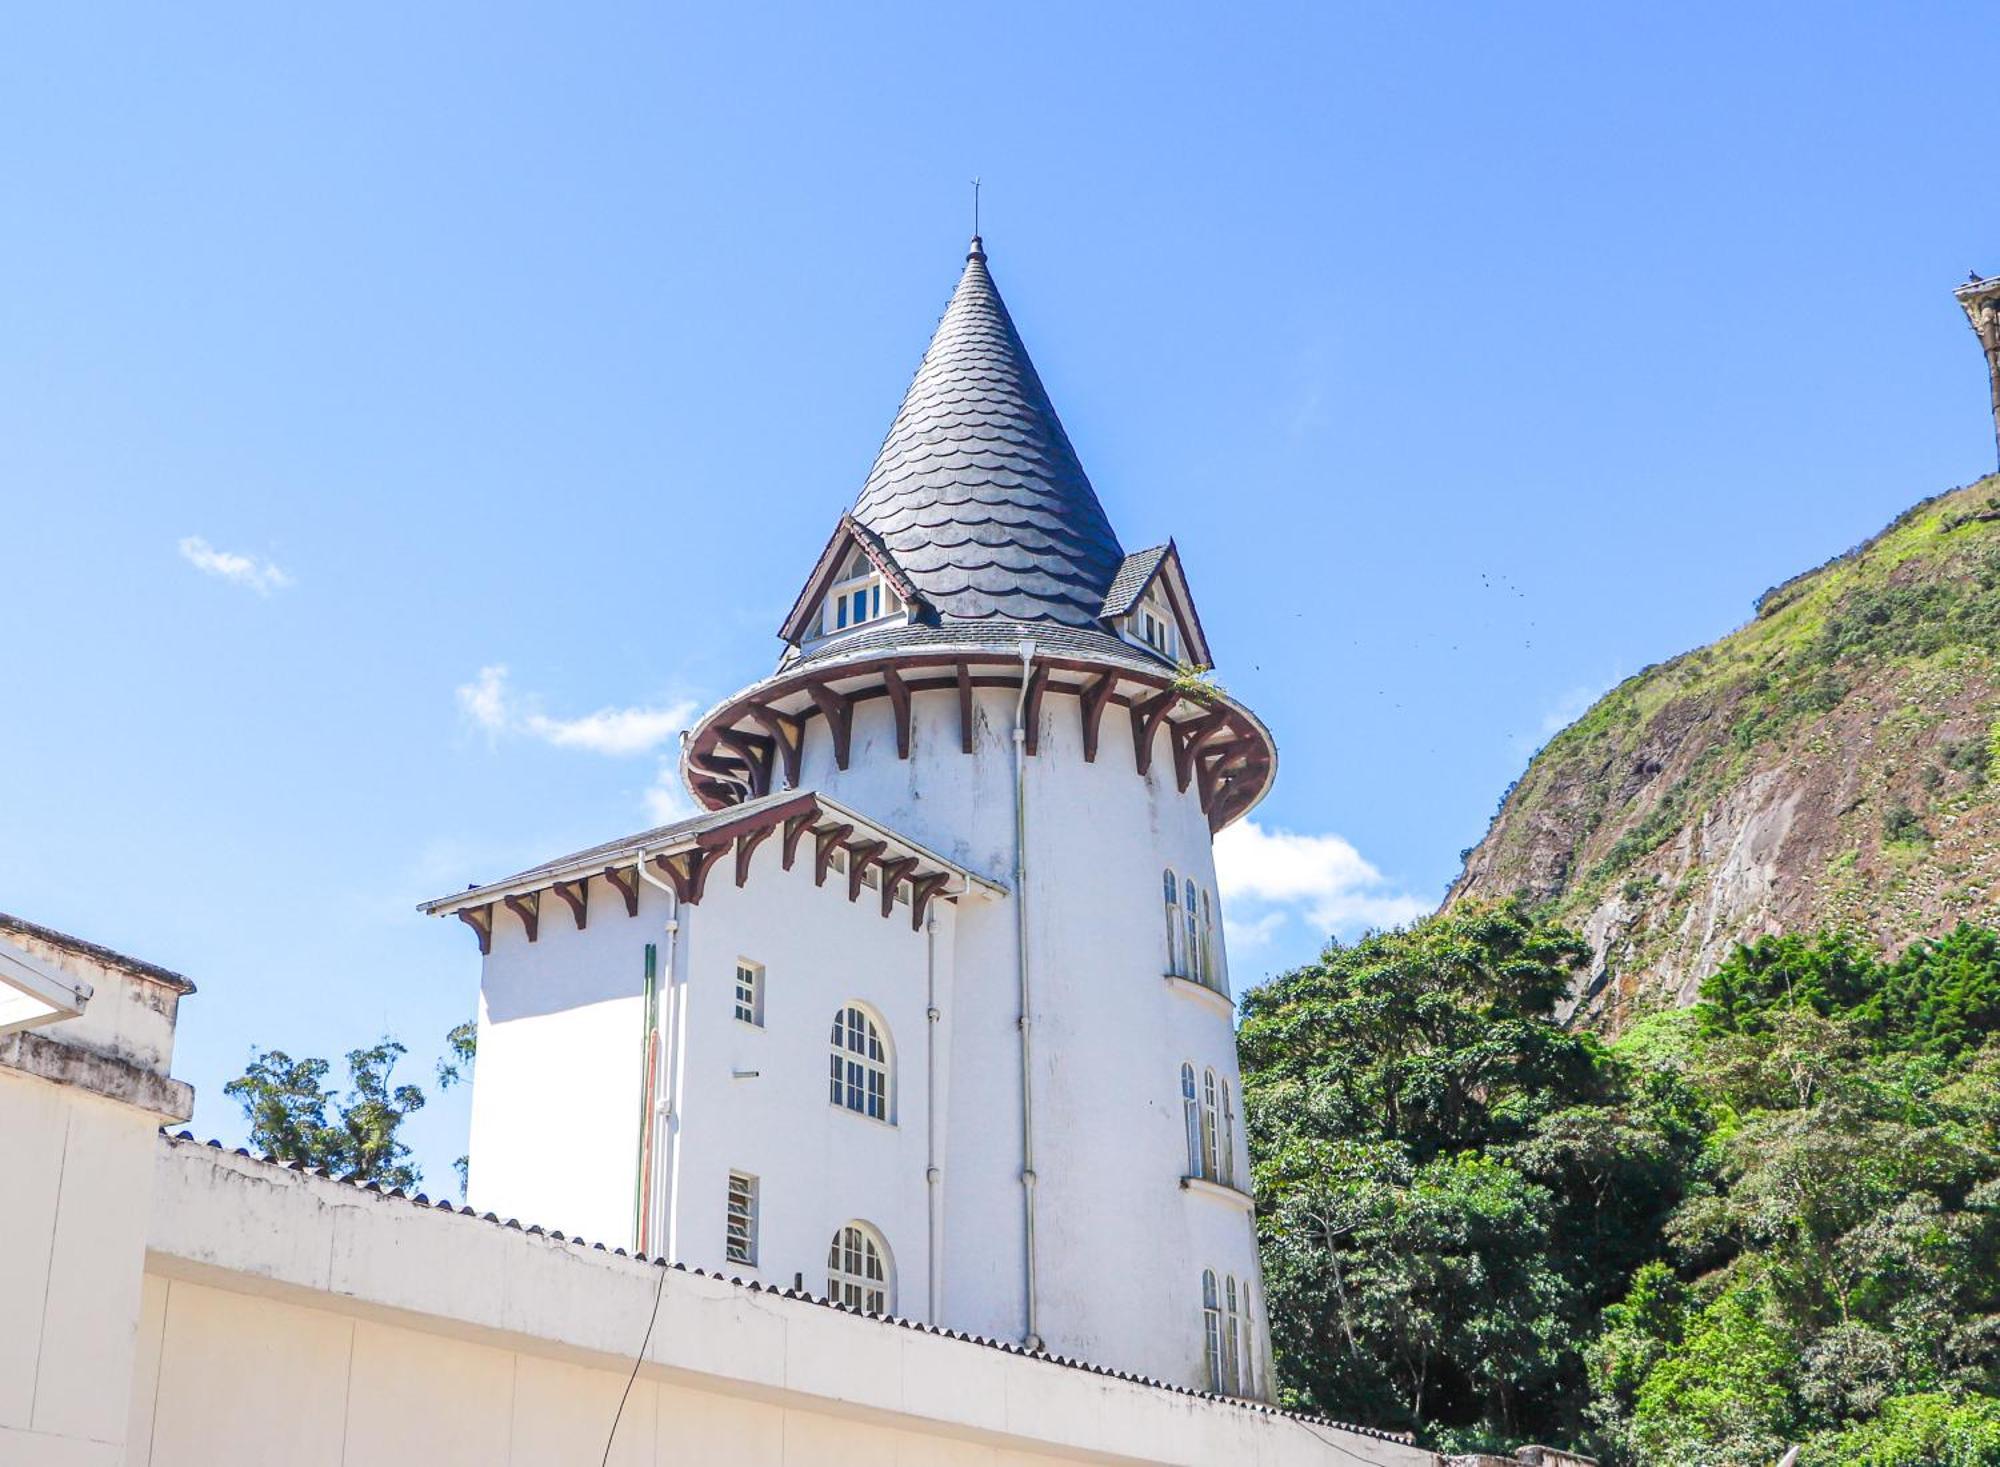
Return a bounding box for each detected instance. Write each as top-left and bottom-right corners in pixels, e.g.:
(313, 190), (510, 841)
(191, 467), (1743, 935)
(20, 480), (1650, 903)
(1450, 474), (2000, 1025)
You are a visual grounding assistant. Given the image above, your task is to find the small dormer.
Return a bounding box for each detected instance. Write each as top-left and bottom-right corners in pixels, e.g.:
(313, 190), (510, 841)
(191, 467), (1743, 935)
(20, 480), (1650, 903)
(778, 514), (923, 652)
(822, 543), (904, 637)
(1101, 542), (1212, 670)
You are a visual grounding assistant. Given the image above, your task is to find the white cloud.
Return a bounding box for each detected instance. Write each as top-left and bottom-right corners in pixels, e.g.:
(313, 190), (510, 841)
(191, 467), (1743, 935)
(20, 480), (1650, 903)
(1213, 818), (1431, 947)
(457, 664), (695, 759)
(178, 536), (292, 595)
(643, 759), (697, 825)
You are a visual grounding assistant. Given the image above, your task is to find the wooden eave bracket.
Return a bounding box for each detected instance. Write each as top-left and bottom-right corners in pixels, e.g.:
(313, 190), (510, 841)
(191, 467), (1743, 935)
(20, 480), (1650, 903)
(457, 904), (494, 956)
(910, 873), (951, 930)
(1021, 666), (1049, 756)
(813, 824), (855, 887)
(744, 704), (804, 789)
(878, 855), (919, 917)
(846, 839), (887, 903)
(504, 891), (540, 943)
(805, 684), (853, 770)
(1078, 672), (1116, 762)
(1130, 690), (1176, 776)
(1172, 710), (1230, 794)
(734, 823), (776, 887)
(883, 667), (912, 759)
(604, 865), (641, 918)
(553, 878), (589, 930)
(956, 662), (975, 753)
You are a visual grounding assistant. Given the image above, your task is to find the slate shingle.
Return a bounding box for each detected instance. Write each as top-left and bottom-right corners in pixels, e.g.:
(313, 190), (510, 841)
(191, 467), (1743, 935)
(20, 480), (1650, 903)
(850, 239), (1125, 630)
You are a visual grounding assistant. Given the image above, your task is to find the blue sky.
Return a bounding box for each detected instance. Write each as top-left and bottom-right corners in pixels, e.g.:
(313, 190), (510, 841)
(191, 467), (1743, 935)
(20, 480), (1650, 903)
(7, 4), (1999, 1187)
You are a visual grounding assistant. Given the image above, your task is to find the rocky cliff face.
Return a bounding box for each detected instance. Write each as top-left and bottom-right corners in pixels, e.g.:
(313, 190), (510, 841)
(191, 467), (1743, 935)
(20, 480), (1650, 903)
(1449, 475), (2000, 1030)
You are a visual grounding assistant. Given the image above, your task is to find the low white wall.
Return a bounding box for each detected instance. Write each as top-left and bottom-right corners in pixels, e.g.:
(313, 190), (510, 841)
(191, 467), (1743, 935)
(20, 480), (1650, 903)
(138, 1135), (1432, 1467)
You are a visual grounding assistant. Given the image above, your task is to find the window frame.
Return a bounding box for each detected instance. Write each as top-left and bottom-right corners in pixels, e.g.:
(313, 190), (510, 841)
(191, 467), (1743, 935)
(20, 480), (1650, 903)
(829, 1002), (893, 1124)
(827, 1220), (893, 1314)
(725, 1170), (759, 1268)
(733, 959), (765, 1028)
(1200, 1067), (1221, 1180)
(821, 547), (903, 639)
(1202, 1269), (1222, 1392)
(1181, 1062), (1201, 1176)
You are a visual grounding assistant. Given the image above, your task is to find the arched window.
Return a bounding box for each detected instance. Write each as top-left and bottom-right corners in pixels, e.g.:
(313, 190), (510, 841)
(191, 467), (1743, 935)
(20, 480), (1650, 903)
(1200, 1068), (1221, 1180)
(829, 1004), (891, 1121)
(822, 546), (902, 636)
(1184, 877), (1202, 985)
(1217, 1077), (1236, 1187)
(827, 1221), (892, 1313)
(1162, 869), (1181, 975)
(1223, 1275), (1243, 1395)
(1201, 1269), (1222, 1392)
(1180, 1062), (1201, 1176)
(1199, 888), (1219, 993)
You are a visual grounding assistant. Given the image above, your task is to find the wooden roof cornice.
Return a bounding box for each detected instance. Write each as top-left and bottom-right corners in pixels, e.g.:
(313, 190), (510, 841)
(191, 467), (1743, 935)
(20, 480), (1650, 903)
(420, 791), (1003, 953)
(681, 647), (1277, 835)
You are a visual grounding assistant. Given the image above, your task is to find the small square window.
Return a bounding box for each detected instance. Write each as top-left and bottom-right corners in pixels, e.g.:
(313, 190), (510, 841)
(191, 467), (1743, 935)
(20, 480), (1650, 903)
(726, 1171), (758, 1267)
(860, 862), (881, 891)
(734, 960), (764, 1027)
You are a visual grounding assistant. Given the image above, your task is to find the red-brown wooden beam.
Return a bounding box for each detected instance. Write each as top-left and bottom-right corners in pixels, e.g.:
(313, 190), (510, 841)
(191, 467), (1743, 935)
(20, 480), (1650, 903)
(553, 879), (589, 930)
(604, 865), (641, 918)
(782, 811), (817, 871)
(1021, 666), (1049, 756)
(1130, 690), (1176, 776)
(1078, 673), (1117, 763)
(715, 728), (776, 799)
(734, 823), (775, 887)
(813, 824), (854, 887)
(504, 891), (540, 943)
(676, 845), (718, 905)
(877, 856), (918, 918)
(956, 662), (975, 753)
(458, 904), (494, 955)
(744, 704), (804, 789)
(651, 853), (692, 904)
(882, 667), (911, 759)
(804, 684), (853, 771)
(846, 839), (886, 903)
(909, 873), (951, 931)
(1171, 710), (1229, 794)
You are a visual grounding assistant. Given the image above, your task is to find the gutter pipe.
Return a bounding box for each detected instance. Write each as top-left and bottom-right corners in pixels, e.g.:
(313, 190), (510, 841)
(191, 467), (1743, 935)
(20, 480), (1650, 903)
(1013, 639), (1042, 1350)
(636, 860), (684, 1261)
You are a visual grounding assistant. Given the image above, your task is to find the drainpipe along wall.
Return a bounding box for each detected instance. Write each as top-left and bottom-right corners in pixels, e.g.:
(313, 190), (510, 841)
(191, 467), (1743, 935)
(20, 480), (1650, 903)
(1013, 640), (1042, 1350)
(924, 905), (943, 1324)
(635, 863), (684, 1259)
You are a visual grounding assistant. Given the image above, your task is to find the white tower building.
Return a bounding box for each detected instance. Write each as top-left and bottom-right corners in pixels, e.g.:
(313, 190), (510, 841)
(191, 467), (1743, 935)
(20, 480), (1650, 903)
(425, 236), (1281, 1399)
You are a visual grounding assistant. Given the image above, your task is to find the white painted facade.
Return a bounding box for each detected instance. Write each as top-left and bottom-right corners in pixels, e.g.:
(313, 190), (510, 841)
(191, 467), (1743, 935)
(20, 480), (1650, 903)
(436, 240), (1284, 1399)
(0, 921), (1434, 1467)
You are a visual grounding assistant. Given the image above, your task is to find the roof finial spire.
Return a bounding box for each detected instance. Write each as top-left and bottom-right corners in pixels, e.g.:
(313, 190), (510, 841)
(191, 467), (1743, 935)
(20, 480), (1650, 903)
(969, 177), (984, 261)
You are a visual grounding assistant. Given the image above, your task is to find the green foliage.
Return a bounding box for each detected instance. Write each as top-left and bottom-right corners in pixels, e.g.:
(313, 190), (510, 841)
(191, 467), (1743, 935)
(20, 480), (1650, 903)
(223, 1020), (475, 1191)
(1800, 1392), (2000, 1467)
(1884, 800), (1932, 847)
(1242, 902), (1700, 1449)
(1248, 916), (2000, 1462)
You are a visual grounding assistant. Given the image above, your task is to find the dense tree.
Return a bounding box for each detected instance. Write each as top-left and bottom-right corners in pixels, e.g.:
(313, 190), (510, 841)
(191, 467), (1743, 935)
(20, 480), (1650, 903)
(1245, 910), (2000, 1462)
(1241, 901), (1698, 1450)
(224, 1021), (473, 1190)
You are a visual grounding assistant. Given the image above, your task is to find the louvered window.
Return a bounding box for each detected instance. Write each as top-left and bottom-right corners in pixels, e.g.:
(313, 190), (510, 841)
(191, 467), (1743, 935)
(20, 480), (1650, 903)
(725, 1172), (758, 1266)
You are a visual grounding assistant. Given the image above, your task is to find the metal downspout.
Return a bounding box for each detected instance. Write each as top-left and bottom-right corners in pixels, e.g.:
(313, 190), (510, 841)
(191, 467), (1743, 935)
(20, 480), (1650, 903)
(924, 906), (943, 1324)
(1012, 639), (1042, 1350)
(636, 861), (683, 1260)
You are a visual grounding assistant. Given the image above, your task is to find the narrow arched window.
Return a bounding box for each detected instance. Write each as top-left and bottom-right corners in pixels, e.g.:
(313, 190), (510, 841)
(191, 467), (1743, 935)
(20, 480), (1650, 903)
(1199, 888), (1219, 993)
(1218, 1077), (1236, 1187)
(1223, 1275), (1243, 1395)
(829, 1004), (890, 1121)
(827, 1221), (892, 1314)
(1201, 1269), (1222, 1392)
(1162, 869), (1180, 975)
(1200, 1068), (1220, 1180)
(1180, 1062), (1201, 1176)
(1184, 877), (1202, 985)
(1238, 1282), (1257, 1399)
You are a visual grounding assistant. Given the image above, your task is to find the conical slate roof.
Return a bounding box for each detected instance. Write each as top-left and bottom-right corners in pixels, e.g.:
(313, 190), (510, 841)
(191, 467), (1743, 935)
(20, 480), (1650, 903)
(850, 238), (1127, 626)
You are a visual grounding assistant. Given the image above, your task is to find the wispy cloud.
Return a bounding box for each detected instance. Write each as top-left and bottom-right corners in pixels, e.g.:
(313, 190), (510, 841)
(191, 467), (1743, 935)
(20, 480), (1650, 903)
(457, 664), (696, 758)
(1213, 818), (1430, 952)
(178, 536), (292, 595)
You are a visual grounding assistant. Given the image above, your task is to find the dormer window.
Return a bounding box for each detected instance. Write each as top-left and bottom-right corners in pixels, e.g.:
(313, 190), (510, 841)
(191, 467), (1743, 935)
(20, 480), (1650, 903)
(1132, 593), (1178, 661)
(823, 546), (903, 636)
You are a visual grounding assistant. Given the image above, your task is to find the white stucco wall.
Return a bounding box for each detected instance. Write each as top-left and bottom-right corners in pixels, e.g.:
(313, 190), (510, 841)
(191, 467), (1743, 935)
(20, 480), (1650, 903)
(131, 1137), (1430, 1467)
(794, 681), (1270, 1392)
(466, 672), (1269, 1396)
